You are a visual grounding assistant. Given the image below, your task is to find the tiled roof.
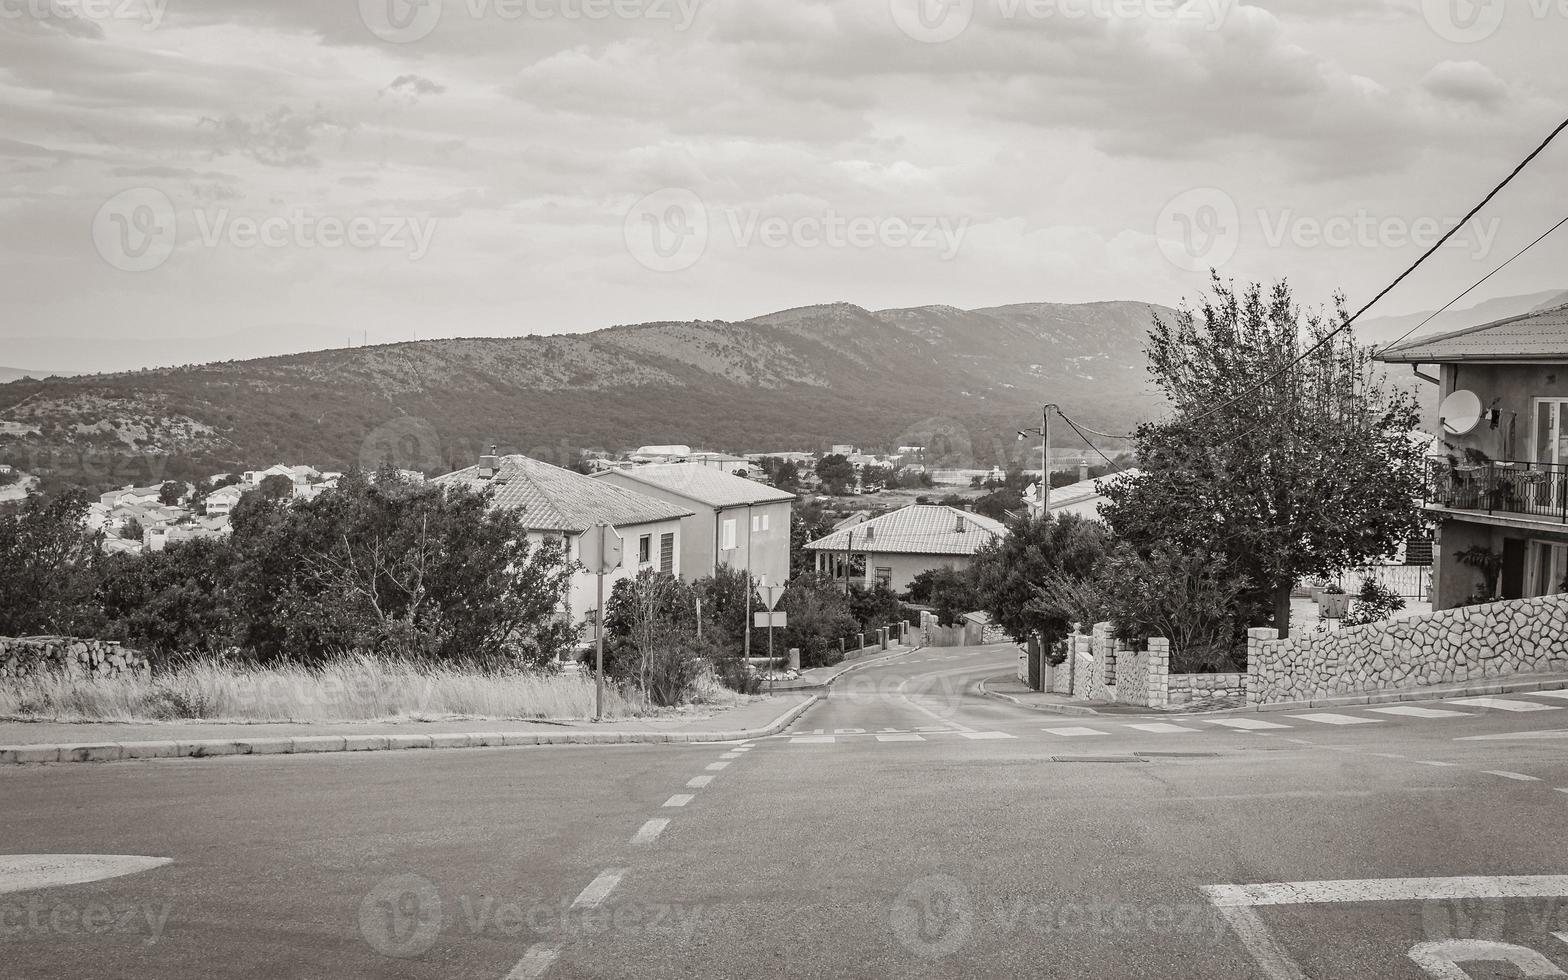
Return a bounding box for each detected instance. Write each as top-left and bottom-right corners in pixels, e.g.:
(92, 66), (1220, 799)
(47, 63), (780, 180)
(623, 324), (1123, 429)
(804, 504), (1007, 556)
(598, 463), (795, 509)
(433, 455), (692, 533)
(1377, 304), (1568, 363)
(1044, 469), (1142, 509)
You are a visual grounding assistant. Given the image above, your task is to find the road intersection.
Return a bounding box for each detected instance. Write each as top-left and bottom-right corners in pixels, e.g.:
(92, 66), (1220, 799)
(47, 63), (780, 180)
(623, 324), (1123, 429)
(7, 642), (1568, 978)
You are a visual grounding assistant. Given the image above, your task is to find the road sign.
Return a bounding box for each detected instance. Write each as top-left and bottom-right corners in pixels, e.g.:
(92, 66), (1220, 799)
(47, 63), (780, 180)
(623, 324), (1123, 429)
(758, 584), (786, 611)
(754, 611), (787, 629)
(580, 523), (623, 575)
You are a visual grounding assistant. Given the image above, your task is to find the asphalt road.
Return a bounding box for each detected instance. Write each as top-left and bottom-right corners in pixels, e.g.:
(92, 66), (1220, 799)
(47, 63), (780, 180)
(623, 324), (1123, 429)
(8, 642), (1568, 979)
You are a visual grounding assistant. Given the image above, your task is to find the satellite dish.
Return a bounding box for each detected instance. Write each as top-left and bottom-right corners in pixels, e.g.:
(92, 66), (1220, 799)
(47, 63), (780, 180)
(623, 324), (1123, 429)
(1439, 389), (1483, 435)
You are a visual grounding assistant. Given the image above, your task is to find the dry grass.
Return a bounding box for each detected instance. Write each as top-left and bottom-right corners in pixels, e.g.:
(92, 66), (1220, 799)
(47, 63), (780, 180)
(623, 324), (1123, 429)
(0, 654), (715, 724)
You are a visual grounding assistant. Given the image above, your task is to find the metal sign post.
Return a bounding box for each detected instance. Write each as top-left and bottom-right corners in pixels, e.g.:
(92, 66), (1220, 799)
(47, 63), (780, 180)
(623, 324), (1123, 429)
(756, 584), (787, 683)
(580, 523), (624, 721)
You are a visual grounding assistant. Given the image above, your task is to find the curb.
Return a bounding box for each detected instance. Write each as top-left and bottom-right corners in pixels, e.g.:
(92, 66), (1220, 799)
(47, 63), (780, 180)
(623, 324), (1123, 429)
(975, 674), (1101, 717)
(1250, 675), (1568, 713)
(0, 695), (821, 767)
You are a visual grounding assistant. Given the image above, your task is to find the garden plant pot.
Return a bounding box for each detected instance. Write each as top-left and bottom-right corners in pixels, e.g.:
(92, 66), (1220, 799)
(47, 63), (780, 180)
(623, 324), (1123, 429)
(1320, 593), (1352, 619)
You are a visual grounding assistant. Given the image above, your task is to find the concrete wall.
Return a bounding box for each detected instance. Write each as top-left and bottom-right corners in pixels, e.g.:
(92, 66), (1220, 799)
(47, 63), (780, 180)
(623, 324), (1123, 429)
(0, 637), (149, 680)
(1247, 593), (1568, 705)
(1439, 363), (1567, 464)
(557, 518), (684, 639)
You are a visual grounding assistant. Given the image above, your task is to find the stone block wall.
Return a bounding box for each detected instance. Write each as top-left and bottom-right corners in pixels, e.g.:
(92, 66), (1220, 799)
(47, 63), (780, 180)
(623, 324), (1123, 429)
(1247, 594), (1568, 705)
(0, 636), (149, 680)
(1168, 672), (1246, 706)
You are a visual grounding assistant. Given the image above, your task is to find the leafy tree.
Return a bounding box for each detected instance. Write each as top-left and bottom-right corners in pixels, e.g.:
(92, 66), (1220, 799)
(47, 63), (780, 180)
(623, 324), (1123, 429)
(120, 517), (144, 541)
(1342, 577), (1407, 627)
(0, 490), (105, 636)
(778, 573), (857, 669)
(903, 567), (978, 627)
(1099, 276), (1425, 638)
(790, 501), (834, 579)
(257, 473), (295, 502)
(759, 457), (801, 493)
(158, 481), (186, 506)
(815, 454), (855, 494)
(97, 538), (236, 661)
(847, 584), (904, 633)
(968, 512), (1110, 647)
(1101, 545), (1250, 672)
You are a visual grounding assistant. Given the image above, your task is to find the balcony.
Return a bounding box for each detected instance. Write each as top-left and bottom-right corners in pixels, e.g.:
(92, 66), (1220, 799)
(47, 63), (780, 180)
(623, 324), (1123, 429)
(1425, 459), (1568, 525)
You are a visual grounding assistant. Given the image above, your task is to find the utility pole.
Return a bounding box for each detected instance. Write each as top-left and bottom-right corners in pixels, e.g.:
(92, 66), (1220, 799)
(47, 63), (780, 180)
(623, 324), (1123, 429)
(1042, 404), (1053, 518)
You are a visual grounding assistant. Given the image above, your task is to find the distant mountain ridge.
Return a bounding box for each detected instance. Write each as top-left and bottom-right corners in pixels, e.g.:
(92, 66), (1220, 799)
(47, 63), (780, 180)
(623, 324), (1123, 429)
(0, 301), (1172, 492)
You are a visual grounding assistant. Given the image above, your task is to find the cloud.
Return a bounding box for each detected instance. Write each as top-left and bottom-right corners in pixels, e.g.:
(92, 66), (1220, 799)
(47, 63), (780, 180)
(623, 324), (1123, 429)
(199, 105), (350, 168)
(1420, 61), (1508, 106)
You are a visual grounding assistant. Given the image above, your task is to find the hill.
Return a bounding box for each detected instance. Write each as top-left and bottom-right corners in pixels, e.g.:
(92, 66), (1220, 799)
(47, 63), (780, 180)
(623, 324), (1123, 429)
(0, 301), (1173, 494)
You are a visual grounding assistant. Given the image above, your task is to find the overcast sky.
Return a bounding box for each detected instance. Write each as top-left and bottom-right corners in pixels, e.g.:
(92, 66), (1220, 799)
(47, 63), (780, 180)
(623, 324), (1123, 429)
(2, 0), (1566, 368)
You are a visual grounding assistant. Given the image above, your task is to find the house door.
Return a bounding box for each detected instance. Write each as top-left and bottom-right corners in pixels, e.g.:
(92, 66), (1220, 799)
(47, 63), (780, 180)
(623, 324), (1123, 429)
(1525, 540), (1568, 598)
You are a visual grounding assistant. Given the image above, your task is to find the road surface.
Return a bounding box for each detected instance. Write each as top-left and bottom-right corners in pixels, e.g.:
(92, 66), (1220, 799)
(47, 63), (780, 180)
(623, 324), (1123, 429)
(8, 642), (1568, 978)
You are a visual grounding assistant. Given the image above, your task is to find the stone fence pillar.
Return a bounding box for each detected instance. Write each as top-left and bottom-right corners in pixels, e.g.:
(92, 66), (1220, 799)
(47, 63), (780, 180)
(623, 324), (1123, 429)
(1146, 637), (1170, 709)
(1246, 628), (1278, 705)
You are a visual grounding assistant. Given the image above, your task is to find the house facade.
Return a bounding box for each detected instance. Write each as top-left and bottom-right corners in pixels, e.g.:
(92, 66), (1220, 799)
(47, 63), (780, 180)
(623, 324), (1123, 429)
(594, 463), (794, 586)
(204, 485), (244, 516)
(803, 504), (1007, 594)
(1022, 467), (1143, 521)
(1377, 304), (1568, 610)
(433, 453), (693, 640)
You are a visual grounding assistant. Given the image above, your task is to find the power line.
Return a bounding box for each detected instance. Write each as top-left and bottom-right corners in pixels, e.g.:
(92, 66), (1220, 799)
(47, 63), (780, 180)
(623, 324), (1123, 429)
(1055, 409), (1128, 472)
(1377, 213), (1568, 355)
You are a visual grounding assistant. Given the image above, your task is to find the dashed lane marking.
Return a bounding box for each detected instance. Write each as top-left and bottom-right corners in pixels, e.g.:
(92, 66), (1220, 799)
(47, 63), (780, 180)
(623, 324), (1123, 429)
(663, 794), (693, 807)
(686, 775), (714, 788)
(875, 734), (925, 742)
(705, 761), (731, 771)
(1484, 770), (1543, 782)
(789, 736), (835, 744)
(1366, 706), (1473, 719)
(631, 819), (670, 844)
(1043, 727), (1105, 737)
(959, 731), (1016, 740)
(1450, 697), (1562, 712)
(503, 944), (560, 980)
(1127, 723), (1201, 734)
(1206, 718), (1292, 731)
(1414, 760), (1456, 767)
(570, 869), (626, 909)
(1288, 713), (1382, 726)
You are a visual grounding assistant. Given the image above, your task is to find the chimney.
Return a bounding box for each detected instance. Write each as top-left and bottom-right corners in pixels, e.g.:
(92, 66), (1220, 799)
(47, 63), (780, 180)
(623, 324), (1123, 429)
(478, 445), (499, 480)
(864, 525), (875, 543)
(1079, 460), (1090, 483)
(954, 514), (966, 533)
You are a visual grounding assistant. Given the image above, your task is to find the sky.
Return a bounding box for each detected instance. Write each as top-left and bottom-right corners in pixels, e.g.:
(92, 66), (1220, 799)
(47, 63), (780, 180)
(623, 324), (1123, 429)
(2, 0), (1566, 369)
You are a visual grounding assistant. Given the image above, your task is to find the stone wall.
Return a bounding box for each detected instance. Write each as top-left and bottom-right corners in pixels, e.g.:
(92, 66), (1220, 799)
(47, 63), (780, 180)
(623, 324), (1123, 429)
(1168, 672), (1246, 706)
(0, 636), (149, 680)
(1247, 594), (1568, 705)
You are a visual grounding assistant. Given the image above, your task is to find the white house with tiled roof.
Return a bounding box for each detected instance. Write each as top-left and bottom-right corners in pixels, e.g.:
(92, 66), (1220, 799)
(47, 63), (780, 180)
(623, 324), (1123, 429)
(1377, 303), (1568, 610)
(803, 503), (1007, 594)
(434, 452), (694, 635)
(595, 463), (795, 586)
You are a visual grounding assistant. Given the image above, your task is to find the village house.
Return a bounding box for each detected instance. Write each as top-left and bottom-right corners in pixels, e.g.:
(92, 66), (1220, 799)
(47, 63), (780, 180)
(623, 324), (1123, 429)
(204, 485), (244, 517)
(594, 463), (795, 587)
(803, 503), (1007, 594)
(685, 451), (751, 476)
(98, 484), (164, 508)
(1021, 464), (1143, 521)
(1377, 304), (1568, 609)
(433, 452), (692, 641)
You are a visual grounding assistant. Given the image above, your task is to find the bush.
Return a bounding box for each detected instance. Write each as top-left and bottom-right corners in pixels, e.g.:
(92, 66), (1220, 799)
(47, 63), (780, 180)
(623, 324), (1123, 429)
(778, 573), (857, 669)
(1104, 545), (1249, 673)
(1342, 578), (1406, 627)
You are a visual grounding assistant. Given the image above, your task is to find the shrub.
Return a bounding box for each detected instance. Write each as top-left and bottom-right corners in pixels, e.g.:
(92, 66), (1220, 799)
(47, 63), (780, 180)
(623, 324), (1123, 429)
(1104, 545), (1249, 673)
(1342, 578), (1406, 627)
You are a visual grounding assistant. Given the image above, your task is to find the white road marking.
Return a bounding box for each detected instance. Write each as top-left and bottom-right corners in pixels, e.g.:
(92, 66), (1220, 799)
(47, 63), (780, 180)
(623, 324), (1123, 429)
(1288, 713), (1381, 726)
(720, 752), (741, 760)
(1414, 760), (1456, 767)
(705, 761), (730, 771)
(895, 676), (976, 733)
(1366, 706), (1472, 719)
(0, 855), (173, 895)
(1283, 738), (1315, 745)
(503, 943), (561, 980)
(1484, 770), (1542, 782)
(1556, 788), (1568, 795)
(789, 736), (835, 744)
(571, 869), (626, 909)
(663, 794), (693, 807)
(1126, 723), (1200, 734)
(732, 747), (752, 752)
(1451, 697), (1562, 712)
(876, 734), (925, 742)
(686, 775), (714, 788)
(1043, 727), (1105, 737)
(959, 731), (1016, 740)
(1458, 729), (1568, 741)
(1369, 753), (1406, 759)
(631, 819), (670, 844)
(1526, 690), (1568, 700)
(833, 728), (866, 735)
(1206, 718), (1291, 731)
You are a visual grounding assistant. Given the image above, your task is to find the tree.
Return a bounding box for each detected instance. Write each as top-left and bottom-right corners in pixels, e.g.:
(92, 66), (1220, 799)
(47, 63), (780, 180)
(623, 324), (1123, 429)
(790, 501), (834, 579)
(778, 573), (857, 669)
(903, 567), (977, 627)
(759, 457), (801, 493)
(815, 454), (855, 494)
(120, 517), (144, 541)
(1099, 276), (1425, 638)
(158, 481), (186, 506)
(97, 538), (236, 661)
(968, 512), (1110, 647)
(0, 489), (104, 636)
(257, 473), (295, 502)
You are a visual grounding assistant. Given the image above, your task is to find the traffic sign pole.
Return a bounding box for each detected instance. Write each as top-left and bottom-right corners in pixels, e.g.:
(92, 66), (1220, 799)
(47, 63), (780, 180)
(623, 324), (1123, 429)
(595, 568), (605, 721)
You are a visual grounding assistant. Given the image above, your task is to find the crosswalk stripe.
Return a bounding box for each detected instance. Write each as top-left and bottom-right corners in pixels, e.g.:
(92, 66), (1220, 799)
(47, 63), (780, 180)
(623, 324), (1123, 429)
(1367, 706), (1472, 719)
(1451, 697), (1562, 712)
(1289, 713), (1382, 726)
(1525, 690), (1568, 701)
(1205, 718), (1291, 730)
(789, 736), (836, 744)
(876, 734), (926, 742)
(1043, 727), (1105, 737)
(959, 731), (1016, 740)
(1126, 723), (1200, 734)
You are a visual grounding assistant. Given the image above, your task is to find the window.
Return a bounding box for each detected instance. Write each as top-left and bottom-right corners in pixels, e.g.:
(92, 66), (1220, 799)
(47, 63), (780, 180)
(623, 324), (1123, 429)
(660, 533), (675, 572)
(721, 518), (737, 550)
(1526, 540), (1568, 598)
(874, 567), (893, 590)
(638, 534), (652, 565)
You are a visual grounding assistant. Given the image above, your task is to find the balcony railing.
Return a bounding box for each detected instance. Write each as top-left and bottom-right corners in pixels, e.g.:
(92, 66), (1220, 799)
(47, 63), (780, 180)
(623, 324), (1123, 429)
(1426, 459), (1568, 524)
